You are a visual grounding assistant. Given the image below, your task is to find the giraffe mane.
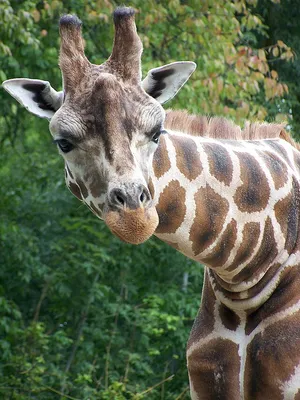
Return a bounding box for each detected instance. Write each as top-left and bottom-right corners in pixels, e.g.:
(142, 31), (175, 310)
(164, 110), (300, 151)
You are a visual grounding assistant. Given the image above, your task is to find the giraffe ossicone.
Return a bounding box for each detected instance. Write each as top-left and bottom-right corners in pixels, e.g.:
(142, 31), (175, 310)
(3, 6), (300, 399)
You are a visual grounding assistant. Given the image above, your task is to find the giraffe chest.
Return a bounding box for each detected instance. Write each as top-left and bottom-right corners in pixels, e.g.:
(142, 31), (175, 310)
(187, 267), (300, 400)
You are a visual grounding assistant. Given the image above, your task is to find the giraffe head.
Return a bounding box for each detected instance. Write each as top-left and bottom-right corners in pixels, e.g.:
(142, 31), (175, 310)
(2, 7), (196, 244)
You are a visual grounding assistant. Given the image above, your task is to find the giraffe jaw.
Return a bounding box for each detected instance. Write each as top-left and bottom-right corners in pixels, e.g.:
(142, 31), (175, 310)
(104, 206), (159, 244)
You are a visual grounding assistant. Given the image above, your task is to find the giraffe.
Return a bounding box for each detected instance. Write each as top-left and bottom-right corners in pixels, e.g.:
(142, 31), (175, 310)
(3, 6), (300, 399)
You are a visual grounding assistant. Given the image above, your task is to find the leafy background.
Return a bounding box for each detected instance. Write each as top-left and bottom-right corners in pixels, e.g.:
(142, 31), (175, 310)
(0, 0), (299, 398)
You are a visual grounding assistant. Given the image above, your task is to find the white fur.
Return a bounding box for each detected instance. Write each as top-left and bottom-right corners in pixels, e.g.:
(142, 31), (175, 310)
(142, 61), (196, 104)
(2, 78), (62, 119)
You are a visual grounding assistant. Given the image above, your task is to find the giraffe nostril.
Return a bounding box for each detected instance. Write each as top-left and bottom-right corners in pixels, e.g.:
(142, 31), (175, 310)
(139, 186), (151, 206)
(110, 189), (127, 208)
(140, 191), (145, 203)
(116, 194), (125, 206)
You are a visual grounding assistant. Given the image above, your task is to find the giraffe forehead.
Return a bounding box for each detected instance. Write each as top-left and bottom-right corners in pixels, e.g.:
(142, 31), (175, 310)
(56, 77), (163, 142)
(88, 79), (164, 135)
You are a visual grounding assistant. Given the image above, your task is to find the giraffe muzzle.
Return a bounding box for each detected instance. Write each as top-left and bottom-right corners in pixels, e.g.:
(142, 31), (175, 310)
(104, 184), (159, 244)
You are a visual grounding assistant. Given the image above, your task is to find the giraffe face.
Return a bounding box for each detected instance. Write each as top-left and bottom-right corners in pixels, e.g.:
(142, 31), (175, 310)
(2, 7), (196, 244)
(49, 71), (164, 244)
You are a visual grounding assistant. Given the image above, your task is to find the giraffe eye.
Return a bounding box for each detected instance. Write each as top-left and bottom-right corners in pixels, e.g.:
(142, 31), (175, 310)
(55, 139), (74, 153)
(151, 129), (167, 144)
(151, 131), (161, 144)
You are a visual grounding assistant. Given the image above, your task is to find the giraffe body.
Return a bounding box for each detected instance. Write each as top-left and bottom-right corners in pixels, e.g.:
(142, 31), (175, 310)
(3, 7), (300, 399)
(150, 129), (300, 399)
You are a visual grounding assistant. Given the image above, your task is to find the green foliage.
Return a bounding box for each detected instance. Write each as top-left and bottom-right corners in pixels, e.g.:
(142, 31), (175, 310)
(254, 0), (300, 139)
(0, 0), (297, 399)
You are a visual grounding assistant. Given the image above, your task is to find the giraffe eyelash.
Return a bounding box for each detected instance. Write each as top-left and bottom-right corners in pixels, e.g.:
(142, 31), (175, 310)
(53, 138), (74, 153)
(151, 129), (167, 144)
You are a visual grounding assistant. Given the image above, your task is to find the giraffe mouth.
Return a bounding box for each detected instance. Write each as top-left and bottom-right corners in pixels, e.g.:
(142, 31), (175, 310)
(104, 206), (159, 244)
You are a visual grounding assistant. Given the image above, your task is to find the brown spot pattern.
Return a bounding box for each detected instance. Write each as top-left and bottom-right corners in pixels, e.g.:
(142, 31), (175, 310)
(65, 164), (74, 179)
(240, 262), (280, 307)
(293, 150), (300, 176)
(152, 136), (171, 179)
(68, 181), (82, 200)
(188, 339), (240, 399)
(244, 309), (300, 399)
(260, 151), (288, 190)
(201, 219), (237, 268)
(234, 152), (270, 212)
(187, 271), (215, 348)
(202, 143), (233, 186)
(218, 303), (241, 331)
(148, 178), (155, 199)
(89, 201), (101, 217)
(88, 173), (106, 198)
(266, 140), (292, 167)
(227, 222), (260, 272)
(76, 179), (89, 198)
(233, 217), (277, 283)
(209, 270), (244, 300)
(245, 266), (300, 335)
(274, 182), (300, 253)
(169, 135), (202, 180)
(155, 180), (186, 234)
(190, 185), (229, 255)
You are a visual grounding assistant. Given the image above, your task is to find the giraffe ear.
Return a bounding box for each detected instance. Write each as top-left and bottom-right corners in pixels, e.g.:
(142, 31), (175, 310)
(142, 61), (196, 104)
(2, 78), (63, 120)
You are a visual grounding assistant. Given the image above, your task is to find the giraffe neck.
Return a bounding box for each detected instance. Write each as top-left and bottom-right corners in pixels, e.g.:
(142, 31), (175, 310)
(151, 130), (300, 311)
